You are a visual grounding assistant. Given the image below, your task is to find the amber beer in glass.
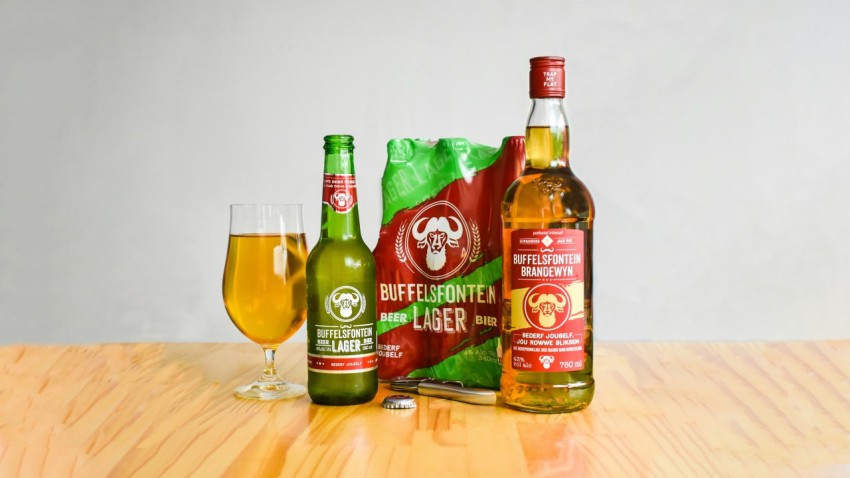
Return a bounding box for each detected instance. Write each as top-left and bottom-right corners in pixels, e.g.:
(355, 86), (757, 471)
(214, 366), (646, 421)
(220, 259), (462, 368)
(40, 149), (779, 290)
(223, 204), (308, 400)
(501, 57), (595, 413)
(306, 135), (378, 405)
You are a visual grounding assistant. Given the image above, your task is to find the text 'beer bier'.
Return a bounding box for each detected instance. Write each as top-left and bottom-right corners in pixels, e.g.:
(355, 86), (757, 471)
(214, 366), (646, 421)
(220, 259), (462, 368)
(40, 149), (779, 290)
(306, 135), (378, 406)
(373, 137), (524, 389)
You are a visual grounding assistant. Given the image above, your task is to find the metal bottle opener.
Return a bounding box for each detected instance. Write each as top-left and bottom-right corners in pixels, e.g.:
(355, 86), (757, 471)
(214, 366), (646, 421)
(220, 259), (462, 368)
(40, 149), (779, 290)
(389, 377), (497, 406)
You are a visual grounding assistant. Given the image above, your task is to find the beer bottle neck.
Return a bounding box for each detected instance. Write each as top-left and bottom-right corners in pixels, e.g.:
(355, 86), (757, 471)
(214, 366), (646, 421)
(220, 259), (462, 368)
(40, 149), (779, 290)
(525, 98), (570, 170)
(321, 147), (362, 241)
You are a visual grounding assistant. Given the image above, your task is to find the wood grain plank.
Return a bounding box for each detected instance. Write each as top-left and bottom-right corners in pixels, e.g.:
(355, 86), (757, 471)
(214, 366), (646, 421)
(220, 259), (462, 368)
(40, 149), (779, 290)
(0, 341), (848, 477)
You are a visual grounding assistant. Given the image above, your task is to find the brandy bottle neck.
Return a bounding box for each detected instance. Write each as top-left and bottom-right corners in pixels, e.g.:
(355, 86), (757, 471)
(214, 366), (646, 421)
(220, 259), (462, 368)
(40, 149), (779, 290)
(525, 98), (570, 170)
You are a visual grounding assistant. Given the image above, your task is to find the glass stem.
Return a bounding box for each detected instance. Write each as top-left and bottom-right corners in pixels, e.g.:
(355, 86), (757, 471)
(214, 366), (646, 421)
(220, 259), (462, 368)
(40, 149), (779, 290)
(261, 347), (279, 381)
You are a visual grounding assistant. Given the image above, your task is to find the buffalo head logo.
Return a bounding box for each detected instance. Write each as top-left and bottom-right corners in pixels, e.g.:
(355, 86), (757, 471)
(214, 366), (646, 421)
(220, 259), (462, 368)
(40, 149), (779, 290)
(410, 216), (464, 272)
(397, 200), (475, 281)
(523, 284), (571, 330)
(331, 291), (359, 318)
(528, 294), (567, 327)
(539, 355), (555, 369)
(324, 286), (365, 322)
(527, 292), (567, 328)
(332, 191), (351, 208)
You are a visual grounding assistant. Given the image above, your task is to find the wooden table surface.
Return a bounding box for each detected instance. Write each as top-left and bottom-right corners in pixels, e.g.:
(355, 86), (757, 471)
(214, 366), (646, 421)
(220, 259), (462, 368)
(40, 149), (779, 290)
(1, 341), (848, 477)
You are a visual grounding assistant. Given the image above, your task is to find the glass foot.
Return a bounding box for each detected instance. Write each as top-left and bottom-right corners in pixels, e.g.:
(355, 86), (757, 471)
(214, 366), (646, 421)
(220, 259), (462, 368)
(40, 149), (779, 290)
(234, 379), (306, 401)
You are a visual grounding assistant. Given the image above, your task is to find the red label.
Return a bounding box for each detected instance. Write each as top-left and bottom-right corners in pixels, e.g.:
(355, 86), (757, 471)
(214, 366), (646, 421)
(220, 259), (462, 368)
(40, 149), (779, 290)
(322, 174), (358, 213)
(307, 353), (378, 373)
(510, 229), (585, 372)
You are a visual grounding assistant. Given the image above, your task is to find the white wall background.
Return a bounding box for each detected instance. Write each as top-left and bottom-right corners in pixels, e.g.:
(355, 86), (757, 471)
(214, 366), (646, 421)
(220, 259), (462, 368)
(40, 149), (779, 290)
(1, 0), (849, 344)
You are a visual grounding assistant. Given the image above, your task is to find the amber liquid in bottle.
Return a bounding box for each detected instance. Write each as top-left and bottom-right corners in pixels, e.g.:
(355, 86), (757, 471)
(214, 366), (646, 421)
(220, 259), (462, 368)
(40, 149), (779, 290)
(502, 115), (595, 412)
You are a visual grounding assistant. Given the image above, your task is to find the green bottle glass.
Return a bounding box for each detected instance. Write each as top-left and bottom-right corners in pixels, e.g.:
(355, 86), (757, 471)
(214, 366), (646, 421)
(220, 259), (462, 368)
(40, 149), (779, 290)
(306, 135), (378, 405)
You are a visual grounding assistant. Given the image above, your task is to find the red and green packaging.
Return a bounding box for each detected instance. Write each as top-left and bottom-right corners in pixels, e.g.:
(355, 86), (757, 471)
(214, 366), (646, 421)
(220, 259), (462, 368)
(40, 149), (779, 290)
(373, 137), (524, 388)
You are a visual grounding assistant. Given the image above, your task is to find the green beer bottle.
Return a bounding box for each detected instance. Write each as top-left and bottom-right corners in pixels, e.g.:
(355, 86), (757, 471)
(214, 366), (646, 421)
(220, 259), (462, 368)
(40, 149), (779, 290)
(306, 135), (378, 405)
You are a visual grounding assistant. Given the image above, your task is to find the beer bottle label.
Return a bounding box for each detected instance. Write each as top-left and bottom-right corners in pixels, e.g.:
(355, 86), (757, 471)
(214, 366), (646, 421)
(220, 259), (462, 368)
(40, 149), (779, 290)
(509, 229), (586, 372)
(322, 174), (358, 214)
(308, 285), (378, 373)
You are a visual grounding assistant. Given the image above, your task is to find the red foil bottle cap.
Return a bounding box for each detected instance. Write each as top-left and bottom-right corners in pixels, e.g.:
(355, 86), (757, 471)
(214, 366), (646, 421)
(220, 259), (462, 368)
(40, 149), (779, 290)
(529, 56), (565, 98)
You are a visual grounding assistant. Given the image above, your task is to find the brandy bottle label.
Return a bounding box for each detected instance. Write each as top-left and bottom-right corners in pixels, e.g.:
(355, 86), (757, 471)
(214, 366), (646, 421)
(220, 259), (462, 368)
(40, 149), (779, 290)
(509, 229), (586, 372)
(322, 174), (358, 213)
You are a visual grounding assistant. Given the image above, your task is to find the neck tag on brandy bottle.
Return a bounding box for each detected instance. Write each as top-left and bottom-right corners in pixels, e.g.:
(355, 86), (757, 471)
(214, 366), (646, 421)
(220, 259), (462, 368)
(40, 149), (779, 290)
(322, 174), (358, 213)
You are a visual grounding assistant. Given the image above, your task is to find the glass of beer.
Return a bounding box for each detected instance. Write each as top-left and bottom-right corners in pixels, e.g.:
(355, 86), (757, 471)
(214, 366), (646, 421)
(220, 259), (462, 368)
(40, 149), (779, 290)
(222, 204), (308, 400)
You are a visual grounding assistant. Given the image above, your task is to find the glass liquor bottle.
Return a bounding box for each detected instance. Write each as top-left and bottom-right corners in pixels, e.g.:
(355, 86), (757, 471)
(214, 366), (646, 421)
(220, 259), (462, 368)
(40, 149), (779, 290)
(501, 57), (595, 413)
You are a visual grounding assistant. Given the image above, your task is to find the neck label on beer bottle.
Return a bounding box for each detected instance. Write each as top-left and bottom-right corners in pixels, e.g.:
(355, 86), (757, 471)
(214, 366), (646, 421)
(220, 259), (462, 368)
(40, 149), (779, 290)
(322, 174), (358, 213)
(509, 229), (586, 372)
(308, 285), (378, 374)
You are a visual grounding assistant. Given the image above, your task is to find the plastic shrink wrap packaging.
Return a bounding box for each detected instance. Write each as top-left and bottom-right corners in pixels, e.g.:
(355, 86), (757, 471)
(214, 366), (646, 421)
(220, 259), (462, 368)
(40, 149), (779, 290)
(374, 137), (524, 388)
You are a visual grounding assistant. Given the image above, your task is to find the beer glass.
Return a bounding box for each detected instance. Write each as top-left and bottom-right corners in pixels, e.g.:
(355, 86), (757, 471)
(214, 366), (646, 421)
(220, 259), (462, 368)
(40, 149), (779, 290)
(223, 204), (308, 400)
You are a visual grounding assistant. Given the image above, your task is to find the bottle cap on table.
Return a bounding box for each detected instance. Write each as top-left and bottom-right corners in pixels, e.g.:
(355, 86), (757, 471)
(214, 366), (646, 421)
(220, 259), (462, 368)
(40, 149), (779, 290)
(382, 395), (417, 409)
